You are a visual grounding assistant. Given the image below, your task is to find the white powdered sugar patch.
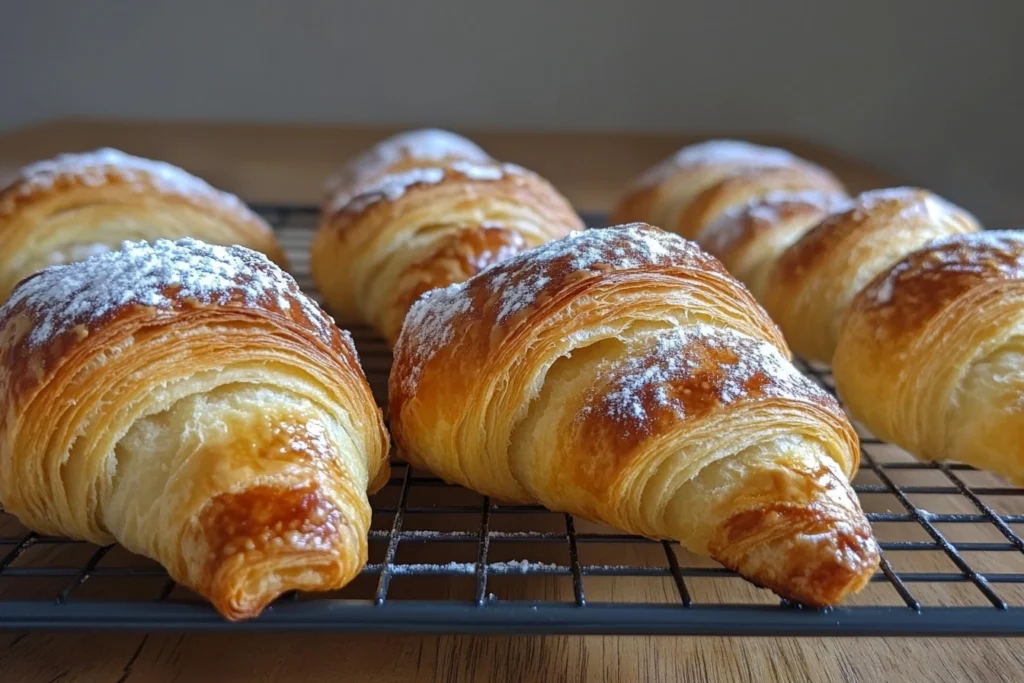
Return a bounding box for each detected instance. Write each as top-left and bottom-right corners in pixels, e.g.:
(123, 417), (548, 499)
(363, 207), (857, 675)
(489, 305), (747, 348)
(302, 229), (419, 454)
(487, 560), (562, 574)
(449, 160), (504, 180)
(871, 275), (896, 304)
(869, 230), (1024, 304)
(330, 167), (446, 214)
(634, 139), (799, 189)
(389, 561), (476, 576)
(398, 225), (712, 395)
(398, 281), (474, 393)
(488, 225), (701, 323)
(591, 323), (829, 429)
(2, 237), (334, 347)
(6, 148), (250, 214)
(323, 128), (490, 196)
(329, 161), (526, 214)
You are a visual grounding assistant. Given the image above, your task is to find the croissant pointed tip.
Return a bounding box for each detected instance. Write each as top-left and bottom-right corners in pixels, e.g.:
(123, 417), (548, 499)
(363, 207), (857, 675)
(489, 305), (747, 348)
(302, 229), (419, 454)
(712, 502), (880, 606)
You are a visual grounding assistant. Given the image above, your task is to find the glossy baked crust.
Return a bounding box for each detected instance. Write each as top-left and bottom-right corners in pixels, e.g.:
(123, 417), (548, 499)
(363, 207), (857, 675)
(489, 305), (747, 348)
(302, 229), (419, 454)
(834, 231), (1024, 483)
(313, 160), (583, 345)
(0, 239), (389, 620)
(696, 190), (850, 301)
(760, 188), (981, 363)
(0, 148), (286, 302)
(390, 223), (878, 606)
(610, 140), (843, 238)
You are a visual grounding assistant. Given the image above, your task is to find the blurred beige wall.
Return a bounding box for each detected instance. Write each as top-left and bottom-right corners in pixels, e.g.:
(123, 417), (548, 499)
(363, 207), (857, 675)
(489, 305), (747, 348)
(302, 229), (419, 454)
(1, 1), (1021, 225)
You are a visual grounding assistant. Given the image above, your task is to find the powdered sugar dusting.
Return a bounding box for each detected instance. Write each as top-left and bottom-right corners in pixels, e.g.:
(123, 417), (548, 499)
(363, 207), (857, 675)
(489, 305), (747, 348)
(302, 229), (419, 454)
(397, 225), (716, 395)
(330, 167), (445, 214)
(487, 224), (705, 324)
(587, 323), (830, 430)
(4, 148), (250, 214)
(2, 237), (335, 347)
(387, 560), (563, 575)
(397, 281), (474, 394)
(634, 140), (800, 189)
(869, 230), (1024, 305)
(323, 129), (490, 196)
(329, 161), (527, 214)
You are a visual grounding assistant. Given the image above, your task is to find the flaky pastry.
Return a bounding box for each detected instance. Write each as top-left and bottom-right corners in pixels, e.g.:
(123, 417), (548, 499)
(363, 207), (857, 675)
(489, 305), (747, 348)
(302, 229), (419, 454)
(611, 140), (843, 238)
(0, 148), (285, 302)
(314, 156), (582, 344)
(834, 232), (1024, 484)
(761, 188), (980, 363)
(390, 223), (878, 606)
(0, 239), (388, 620)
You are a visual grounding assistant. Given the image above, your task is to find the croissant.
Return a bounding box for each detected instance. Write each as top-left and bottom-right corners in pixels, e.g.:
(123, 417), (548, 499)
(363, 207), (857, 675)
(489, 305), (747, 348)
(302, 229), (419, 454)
(0, 148), (286, 302)
(834, 232), (1024, 484)
(313, 143), (583, 345)
(611, 140), (844, 239)
(696, 190), (850, 301)
(0, 238), (389, 620)
(760, 187), (981, 363)
(390, 223), (879, 606)
(321, 128), (493, 209)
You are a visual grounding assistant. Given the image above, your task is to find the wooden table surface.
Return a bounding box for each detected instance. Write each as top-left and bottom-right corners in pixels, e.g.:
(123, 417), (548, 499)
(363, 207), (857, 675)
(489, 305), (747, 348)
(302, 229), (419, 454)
(0, 120), (1022, 683)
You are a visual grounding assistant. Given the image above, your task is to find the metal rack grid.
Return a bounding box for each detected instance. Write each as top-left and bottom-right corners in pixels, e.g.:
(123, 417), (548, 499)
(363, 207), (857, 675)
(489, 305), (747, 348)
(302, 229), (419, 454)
(1, 204), (1023, 635)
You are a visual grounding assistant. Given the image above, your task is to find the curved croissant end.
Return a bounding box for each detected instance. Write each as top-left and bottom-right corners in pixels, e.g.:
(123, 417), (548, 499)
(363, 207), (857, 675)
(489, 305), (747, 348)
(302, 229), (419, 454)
(0, 238), (389, 620)
(391, 223), (878, 606)
(834, 231), (1024, 484)
(0, 148), (286, 302)
(696, 190), (850, 301)
(761, 187), (981, 363)
(610, 139), (842, 236)
(313, 160), (582, 345)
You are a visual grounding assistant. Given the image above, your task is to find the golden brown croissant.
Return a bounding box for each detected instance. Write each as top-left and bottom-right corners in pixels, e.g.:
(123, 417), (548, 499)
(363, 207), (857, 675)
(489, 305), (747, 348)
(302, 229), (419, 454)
(0, 148), (286, 302)
(610, 140), (844, 239)
(0, 238), (389, 620)
(760, 187), (981, 363)
(390, 223), (878, 606)
(321, 128), (493, 209)
(834, 232), (1024, 484)
(696, 190), (850, 301)
(313, 151), (583, 345)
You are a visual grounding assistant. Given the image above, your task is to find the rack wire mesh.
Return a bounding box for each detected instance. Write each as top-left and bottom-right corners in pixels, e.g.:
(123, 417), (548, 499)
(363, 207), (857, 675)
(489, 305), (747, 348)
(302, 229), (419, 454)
(1, 204), (1023, 635)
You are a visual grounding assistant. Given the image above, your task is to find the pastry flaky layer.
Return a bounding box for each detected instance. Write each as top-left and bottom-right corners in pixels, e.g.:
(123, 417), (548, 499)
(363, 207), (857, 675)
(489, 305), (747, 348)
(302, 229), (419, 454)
(696, 190), (851, 302)
(320, 128), (493, 209)
(0, 148), (286, 302)
(610, 139), (845, 239)
(760, 187), (982, 363)
(835, 231), (1024, 484)
(390, 223), (879, 606)
(0, 239), (389, 620)
(314, 146), (584, 345)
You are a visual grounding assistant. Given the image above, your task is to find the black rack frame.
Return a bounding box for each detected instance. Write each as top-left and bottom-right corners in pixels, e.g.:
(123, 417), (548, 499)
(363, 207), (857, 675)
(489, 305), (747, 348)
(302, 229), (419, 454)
(1, 204), (1022, 635)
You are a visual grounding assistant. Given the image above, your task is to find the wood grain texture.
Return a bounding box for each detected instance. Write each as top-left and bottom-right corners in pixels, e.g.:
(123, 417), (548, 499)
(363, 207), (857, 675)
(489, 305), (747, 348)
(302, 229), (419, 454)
(0, 120), (1017, 683)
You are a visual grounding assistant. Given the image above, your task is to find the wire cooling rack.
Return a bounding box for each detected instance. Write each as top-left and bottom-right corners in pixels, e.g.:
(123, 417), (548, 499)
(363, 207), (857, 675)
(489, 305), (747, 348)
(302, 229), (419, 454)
(1, 204), (1023, 635)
